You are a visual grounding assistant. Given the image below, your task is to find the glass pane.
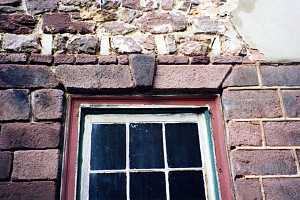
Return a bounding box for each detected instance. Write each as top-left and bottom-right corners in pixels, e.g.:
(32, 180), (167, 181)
(130, 123), (164, 169)
(89, 173), (126, 200)
(90, 124), (126, 170)
(130, 172), (166, 200)
(165, 123), (202, 168)
(169, 171), (206, 200)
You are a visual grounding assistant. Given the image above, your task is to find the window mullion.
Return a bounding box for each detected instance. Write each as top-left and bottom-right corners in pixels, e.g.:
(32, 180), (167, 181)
(126, 122), (130, 200)
(162, 123), (170, 200)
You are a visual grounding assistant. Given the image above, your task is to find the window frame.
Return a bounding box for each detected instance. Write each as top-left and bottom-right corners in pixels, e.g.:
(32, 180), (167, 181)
(60, 95), (233, 200)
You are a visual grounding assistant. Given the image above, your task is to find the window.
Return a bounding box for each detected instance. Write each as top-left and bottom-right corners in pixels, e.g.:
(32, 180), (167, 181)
(61, 97), (232, 200)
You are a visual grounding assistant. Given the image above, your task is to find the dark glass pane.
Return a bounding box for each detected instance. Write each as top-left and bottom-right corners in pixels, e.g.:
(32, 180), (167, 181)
(130, 172), (166, 200)
(89, 173), (126, 200)
(169, 171), (206, 200)
(91, 124), (126, 170)
(130, 123), (164, 169)
(165, 123), (202, 168)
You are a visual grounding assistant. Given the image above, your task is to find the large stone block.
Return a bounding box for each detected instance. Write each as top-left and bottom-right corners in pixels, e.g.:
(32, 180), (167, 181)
(263, 178), (300, 200)
(0, 53), (27, 64)
(26, 0), (59, 14)
(66, 35), (99, 54)
(0, 152), (12, 180)
(0, 14), (36, 34)
(282, 90), (300, 118)
(2, 34), (40, 53)
(223, 65), (259, 87)
(234, 179), (262, 200)
(192, 16), (225, 34)
(111, 36), (142, 54)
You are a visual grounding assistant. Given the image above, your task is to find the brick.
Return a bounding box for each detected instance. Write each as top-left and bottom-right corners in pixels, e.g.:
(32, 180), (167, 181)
(0, 123), (61, 150)
(29, 54), (53, 65)
(157, 55), (189, 64)
(117, 55), (129, 65)
(234, 178), (262, 200)
(54, 54), (75, 65)
(223, 65), (259, 87)
(54, 65), (134, 91)
(0, 53), (27, 64)
(0, 152), (12, 180)
(154, 65), (231, 90)
(282, 90), (300, 118)
(212, 55), (244, 64)
(263, 178), (300, 200)
(231, 150), (297, 176)
(98, 55), (117, 65)
(228, 121), (262, 146)
(12, 150), (59, 180)
(0, 89), (30, 121)
(190, 56), (210, 64)
(32, 89), (64, 120)
(0, 65), (58, 88)
(260, 65), (300, 86)
(222, 90), (282, 119)
(75, 54), (98, 64)
(264, 121), (300, 146)
(129, 54), (156, 87)
(0, 13), (36, 34)
(0, 181), (56, 200)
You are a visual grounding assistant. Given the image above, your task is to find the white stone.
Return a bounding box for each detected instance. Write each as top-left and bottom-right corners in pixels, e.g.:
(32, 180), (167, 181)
(41, 34), (53, 55)
(155, 35), (168, 55)
(100, 35), (110, 55)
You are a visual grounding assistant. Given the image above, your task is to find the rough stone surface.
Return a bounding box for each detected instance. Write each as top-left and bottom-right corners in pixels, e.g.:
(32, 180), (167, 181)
(190, 56), (209, 64)
(234, 179), (262, 200)
(282, 90), (300, 118)
(157, 55), (189, 64)
(0, 181), (56, 200)
(54, 65), (134, 91)
(101, 21), (136, 35)
(2, 34), (40, 53)
(264, 121), (300, 146)
(111, 36), (142, 54)
(32, 89), (64, 120)
(263, 178), (300, 200)
(117, 8), (142, 23)
(0, 152), (12, 180)
(222, 90), (282, 119)
(122, 0), (140, 9)
(0, 89), (30, 121)
(179, 41), (209, 56)
(26, 0), (59, 14)
(0, 5), (20, 13)
(0, 14), (36, 34)
(29, 54), (53, 65)
(136, 11), (186, 33)
(0, 123), (61, 149)
(117, 55), (129, 64)
(231, 150), (297, 176)
(212, 56), (245, 64)
(129, 54), (155, 87)
(154, 65), (231, 90)
(75, 54), (98, 64)
(161, 0), (173, 10)
(0, 53), (27, 64)
(66, 35), (98, 54)
(54, 54), (75, 65)
(0, 65), (58, 88)
(0, 0), (20, 5)
(98, 55), (117, 64)
(12, 150), (59, 180)
(260, 65), (300, 86)
(228, 121), (262, 146)
(192, 16), (226, 34)
(223, 65), (259, 87)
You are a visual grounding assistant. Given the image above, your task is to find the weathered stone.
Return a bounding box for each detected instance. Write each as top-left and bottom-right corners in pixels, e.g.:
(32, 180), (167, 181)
(54, 65), (134, 91)
(234, 179), (262, 200)
(122, 0), (140, 9)
(223, 65), (259, 87)
(100, 0), (121, 9)
(111, 36), (142, 54)
(179, 41), (209, 56)
(142, 0), (159, 11)
(76, 54), (98, 64)
(165, 35), (177, 54)
(53, 34), (69, 54)
(0, 152), (12, 180)
(58, 5), (80, 12)
(83, 9), (117, 22)
(61, 0), (90, 6)
(70, 21), (95, 34)
(161, 0), (173, 10)
(0, 6), (20, 12)
(228, 121), (262, 146)
(222, 90), (282, 119)
(192, 16), (226, 34)
(157, 55), (189, 64)
(177, 0), (191, 11)
(0, 65), (58, 88)
(54, 54), (75, 65)
(282, 90), (300, 118)
(263, 178), (300, 200)
(117, 8), (142, 23)
(0, 181), (56, 200)
(0, 0), (20, 5)
(134, 35), (155, 54)
(98, 55), (117, 65)
(66, 35), (98, 54)
(212, 56), (245, 64)
(32, 90), (64, 120)
(136, 11), (186, 33)
(0, 90), (30, 121)
(26, 0), (59, 14)
(2, 34), (40, 53)
(264, 121), (300, 146)
(231, 150), (297, 176)
(101, 21), (136, 35)
(0, 123), (61, 149)
(118, 55), (129, 64)
(29, 54), (53, 65)
(0, 53), (27, 64)
(0, 14), (36, 34)
(154, 65), (231, 90)
(190, 56), (210, 64)
(129, 54), (156, 87)
(12, 150), (59, 180)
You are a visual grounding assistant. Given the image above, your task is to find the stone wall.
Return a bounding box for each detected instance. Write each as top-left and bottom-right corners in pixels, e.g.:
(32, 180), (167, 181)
(0, 0), (300, 199)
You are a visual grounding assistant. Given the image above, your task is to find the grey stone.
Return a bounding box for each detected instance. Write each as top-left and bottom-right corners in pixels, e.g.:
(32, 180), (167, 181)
(101, 21), (136, 35)
(66, 35), (98, 54)
(2, 34), (40, 53)
(26, 0), (59, 14)
(61, 0), (91, 6)
(179, 41), (209, 56)
(192, 16), (226, 34)
(0, 6), (20, 12)
(161, 0), (173, 10)
(0, 0), (20, 6)
(165, 35), (177, 53)
(111, 36), (142, 54)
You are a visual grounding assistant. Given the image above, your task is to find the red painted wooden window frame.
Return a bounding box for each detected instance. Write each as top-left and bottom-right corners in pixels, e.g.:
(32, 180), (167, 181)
(60, 95), (233, 200)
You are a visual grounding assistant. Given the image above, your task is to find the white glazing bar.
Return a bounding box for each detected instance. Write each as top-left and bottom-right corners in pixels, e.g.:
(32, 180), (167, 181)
(126, 123), (130, 200)
(90, 167), (203, 174)
(162, 123), (170, 200)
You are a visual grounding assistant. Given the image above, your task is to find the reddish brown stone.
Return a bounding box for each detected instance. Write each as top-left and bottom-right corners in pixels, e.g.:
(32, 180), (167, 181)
(29, 54), (53, 65)
(122, 0), (140, 9)
(263, 178), (300, 200)
(212, 56), (244, 64)
(0, 89), (30, 121)
(54, 54), (75, 65)
(157, 55), (189, 64)
(32, 89), (64, 120)
(234, 179), (262, 200)
(228, 121), (262, 146)
(0, 13), (36, 34)
(42, 13), (72, 33)
(0, 152), (12, 180)
(117, 55), (129, 65)
(98, 55), (117, 65)
(70, 21), (95, 34)
(0, 123), (61, 149)
(75, 54), (98, 64)
(222, 90), (282, 119)
(12, 150), (59, 180)
(223, 65), (259, 87)
(0, 53), (27, 64)
(282, 90), (300, 118)
(263, 121), (300, 146)
(190, 56), (210, 64)
(154, 65), (231, 90)
(0, 181), (56, 200)
(231, 150), (297, 176)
